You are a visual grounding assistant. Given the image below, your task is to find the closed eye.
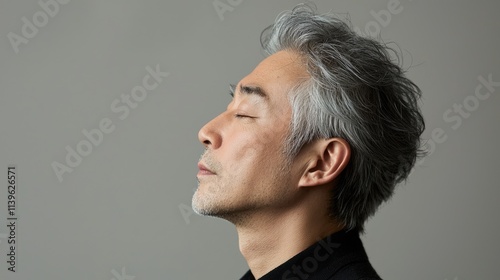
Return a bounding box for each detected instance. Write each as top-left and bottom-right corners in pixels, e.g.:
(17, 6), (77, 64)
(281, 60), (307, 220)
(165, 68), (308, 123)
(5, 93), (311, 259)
(235, 114), (251, 118)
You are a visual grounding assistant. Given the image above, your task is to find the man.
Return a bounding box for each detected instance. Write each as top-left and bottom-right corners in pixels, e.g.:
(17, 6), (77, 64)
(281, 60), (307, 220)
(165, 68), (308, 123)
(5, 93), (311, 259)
(193, 4), (425, 280)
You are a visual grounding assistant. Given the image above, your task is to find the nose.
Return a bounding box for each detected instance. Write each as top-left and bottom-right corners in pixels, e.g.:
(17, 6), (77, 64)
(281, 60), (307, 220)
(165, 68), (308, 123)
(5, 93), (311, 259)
(198, 114), (223, 149)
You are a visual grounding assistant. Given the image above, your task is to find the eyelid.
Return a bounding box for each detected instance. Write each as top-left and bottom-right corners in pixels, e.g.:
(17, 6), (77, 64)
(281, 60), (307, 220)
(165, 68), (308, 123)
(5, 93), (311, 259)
(234, 113), (256, 119)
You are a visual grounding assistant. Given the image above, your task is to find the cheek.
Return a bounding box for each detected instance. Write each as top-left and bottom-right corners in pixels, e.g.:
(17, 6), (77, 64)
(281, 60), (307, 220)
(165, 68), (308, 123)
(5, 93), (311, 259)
(235, 129), (286, 172)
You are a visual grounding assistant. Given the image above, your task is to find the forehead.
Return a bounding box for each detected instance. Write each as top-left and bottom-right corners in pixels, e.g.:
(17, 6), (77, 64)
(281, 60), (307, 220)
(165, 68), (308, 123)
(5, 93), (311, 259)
(239, 50), (309, 103)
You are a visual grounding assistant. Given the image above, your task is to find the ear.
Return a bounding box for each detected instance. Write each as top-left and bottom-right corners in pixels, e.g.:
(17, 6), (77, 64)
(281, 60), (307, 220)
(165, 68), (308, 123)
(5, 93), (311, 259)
(298, 138), (350, 188)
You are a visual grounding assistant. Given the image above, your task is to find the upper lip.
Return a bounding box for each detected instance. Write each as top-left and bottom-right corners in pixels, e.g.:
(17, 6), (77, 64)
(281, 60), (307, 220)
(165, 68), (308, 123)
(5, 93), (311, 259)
(198, 162), (215, 174)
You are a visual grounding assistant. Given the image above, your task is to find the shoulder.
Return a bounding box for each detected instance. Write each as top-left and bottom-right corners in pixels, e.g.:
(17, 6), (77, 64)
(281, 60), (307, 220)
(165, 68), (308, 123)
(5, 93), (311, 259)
(318, 230), (383, 280)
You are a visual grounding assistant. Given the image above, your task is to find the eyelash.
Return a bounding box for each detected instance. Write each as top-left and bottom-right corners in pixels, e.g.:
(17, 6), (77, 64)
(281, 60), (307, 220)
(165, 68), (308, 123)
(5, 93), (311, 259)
(234, 114), (251, 118)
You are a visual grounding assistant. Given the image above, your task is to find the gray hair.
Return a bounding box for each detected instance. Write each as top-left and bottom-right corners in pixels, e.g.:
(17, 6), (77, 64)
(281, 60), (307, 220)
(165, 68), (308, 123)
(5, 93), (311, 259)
(261, 4), (426, 233)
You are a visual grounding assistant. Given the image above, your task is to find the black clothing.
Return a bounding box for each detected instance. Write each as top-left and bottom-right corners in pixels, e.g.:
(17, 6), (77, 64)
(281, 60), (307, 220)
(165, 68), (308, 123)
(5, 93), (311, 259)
(239, 228), (382, 280)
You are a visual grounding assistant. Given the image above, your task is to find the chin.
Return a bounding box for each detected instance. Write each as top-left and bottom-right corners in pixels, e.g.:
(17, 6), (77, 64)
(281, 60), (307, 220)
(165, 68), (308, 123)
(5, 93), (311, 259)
(192, 191), (223, 216)
(192, 200), (247, 225)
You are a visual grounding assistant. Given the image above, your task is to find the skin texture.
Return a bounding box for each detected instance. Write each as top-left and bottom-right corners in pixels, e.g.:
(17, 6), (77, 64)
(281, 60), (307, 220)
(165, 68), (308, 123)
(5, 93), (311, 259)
(194, 50), (351, 279)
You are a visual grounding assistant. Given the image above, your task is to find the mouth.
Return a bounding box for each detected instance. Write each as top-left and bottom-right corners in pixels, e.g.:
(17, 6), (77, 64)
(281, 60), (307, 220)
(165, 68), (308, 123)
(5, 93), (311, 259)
(197, 162), (216, 176)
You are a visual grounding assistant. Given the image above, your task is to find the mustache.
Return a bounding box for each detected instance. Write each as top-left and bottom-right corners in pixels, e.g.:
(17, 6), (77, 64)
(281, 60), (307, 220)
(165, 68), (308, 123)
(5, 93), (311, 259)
(199, 150), (222, 174)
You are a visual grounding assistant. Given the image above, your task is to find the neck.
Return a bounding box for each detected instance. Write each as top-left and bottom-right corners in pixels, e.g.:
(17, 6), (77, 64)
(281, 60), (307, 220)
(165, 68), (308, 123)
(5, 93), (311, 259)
(234, 190), (344, 279)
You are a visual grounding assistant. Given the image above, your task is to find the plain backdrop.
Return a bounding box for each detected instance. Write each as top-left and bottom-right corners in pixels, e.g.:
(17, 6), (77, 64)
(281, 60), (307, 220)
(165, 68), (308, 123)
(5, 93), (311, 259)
(1, 0), (499, 279)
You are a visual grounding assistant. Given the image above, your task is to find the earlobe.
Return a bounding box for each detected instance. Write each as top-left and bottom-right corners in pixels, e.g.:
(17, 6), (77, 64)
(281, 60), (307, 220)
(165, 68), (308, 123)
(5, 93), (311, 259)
(298, 138), (350, 188)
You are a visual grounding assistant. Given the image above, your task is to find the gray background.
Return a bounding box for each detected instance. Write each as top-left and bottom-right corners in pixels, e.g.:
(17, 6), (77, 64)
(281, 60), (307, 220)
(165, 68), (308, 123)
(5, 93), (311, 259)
(0, 0), (499, 279)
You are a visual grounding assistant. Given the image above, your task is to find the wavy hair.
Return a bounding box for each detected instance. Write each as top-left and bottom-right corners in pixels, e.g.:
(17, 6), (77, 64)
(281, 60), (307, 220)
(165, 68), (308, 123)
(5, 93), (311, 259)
(261, 4), (426, 233)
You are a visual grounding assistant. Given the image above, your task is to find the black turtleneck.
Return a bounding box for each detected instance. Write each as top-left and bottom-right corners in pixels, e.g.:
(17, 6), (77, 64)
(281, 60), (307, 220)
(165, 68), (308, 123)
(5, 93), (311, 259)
(239, 228), (382, 280)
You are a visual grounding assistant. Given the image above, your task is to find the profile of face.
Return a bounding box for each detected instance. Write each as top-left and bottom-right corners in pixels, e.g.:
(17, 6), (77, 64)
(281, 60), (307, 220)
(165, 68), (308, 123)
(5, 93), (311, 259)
(193, 50), (310, 222)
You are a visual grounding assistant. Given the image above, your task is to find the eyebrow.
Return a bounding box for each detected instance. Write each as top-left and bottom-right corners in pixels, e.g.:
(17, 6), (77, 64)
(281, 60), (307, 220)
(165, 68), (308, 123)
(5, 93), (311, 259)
(229, 83), (268, 100)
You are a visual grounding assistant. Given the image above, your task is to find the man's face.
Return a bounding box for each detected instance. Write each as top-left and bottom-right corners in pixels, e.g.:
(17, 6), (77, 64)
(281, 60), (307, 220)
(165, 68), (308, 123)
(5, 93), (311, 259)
(193, 50), (310, 221)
